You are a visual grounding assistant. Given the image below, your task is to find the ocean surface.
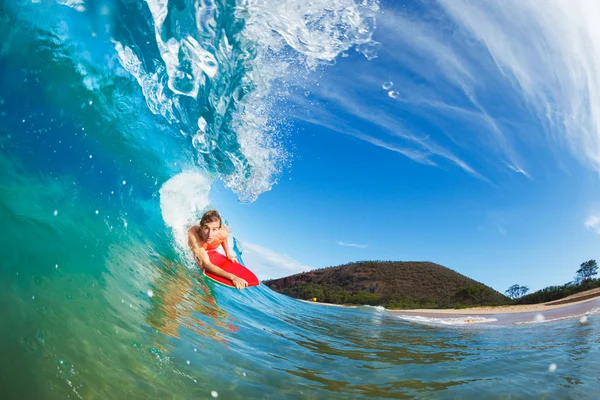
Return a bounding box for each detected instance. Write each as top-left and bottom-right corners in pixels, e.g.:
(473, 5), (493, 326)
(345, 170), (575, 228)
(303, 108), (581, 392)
(1, 0), (600, 398)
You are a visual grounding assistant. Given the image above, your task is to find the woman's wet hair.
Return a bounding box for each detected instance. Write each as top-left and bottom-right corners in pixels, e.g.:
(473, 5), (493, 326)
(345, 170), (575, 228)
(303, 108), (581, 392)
(200, 209), (222, 228)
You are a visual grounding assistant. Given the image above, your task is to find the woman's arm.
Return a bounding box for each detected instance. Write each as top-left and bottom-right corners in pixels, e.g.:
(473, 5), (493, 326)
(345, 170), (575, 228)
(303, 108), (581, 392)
(189, 232), (233, 279)
(220, 227), (238, 263)
(188, 229), (247, 289)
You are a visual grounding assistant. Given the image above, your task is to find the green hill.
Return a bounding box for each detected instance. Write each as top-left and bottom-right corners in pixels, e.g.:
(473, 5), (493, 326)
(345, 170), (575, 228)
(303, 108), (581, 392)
(264, 261), (509, 309)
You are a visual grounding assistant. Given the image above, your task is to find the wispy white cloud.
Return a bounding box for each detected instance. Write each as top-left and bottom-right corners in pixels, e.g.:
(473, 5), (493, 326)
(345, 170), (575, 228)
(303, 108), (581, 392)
(585, 215), (600, 234)
(337, 241), (368, 249)
(293, 1), (600, 182)
(376, 9), (477, 93)
(375, 8), (531, 177)
(481, 211), (509, 236)
(297, 113), (436, 166)
(288, 8), (535, 181)
(292, 87), (485, 180)
(437, 0), (600, 172)
(506, 164), (532, 180)
(496, 225), (507, 236)
(315, 89), (486, 178)
(237, 240), (313, 280)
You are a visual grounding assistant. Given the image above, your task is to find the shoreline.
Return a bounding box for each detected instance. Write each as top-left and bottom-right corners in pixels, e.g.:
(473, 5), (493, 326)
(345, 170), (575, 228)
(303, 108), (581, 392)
(391, 287), (600, 315)
(299, 287), (600, 316)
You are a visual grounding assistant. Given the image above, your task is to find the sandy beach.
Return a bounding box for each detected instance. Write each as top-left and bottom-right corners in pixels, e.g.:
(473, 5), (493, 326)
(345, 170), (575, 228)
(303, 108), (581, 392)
(389, 287), (600, 315)
(300, 287), (600, 317)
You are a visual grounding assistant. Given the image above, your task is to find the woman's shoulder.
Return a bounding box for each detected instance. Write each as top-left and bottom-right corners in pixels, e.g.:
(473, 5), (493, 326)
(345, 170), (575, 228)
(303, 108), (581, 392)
(188, 225), (200, 236)
(219, 225), (229, 237)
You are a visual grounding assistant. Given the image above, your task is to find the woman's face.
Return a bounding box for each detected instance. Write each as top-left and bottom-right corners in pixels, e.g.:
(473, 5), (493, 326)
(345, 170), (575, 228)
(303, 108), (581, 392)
(201, 220), (221, 242)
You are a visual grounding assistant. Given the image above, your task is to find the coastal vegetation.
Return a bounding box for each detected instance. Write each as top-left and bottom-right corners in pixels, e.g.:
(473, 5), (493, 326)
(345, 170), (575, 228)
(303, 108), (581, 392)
(264, 261), (509, 309)
(510, 260), (598, 305)
(505, 284), (529, 299)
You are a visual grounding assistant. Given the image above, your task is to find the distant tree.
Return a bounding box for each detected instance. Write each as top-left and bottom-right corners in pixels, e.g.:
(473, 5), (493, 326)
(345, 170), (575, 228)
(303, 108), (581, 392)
(518, 285), (529, 297)
(506, 284), (520, 299)
(506, 284), (529, 299)
(575, 260), (598, 286)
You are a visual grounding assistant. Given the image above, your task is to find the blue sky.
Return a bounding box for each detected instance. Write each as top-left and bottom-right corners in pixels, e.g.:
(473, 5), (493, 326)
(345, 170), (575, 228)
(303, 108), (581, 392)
(210, 0), (600, 293)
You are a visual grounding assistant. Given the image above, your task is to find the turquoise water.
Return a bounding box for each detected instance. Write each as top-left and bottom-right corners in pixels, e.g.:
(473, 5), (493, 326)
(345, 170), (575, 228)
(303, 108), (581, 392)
(1, 1), (600, 398)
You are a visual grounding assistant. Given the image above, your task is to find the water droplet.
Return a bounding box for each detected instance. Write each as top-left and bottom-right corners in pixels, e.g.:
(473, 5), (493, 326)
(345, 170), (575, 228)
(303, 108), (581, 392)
(88, 101), (93, 105)
(95, 210), (99, 215)
(186, 360), (190, 365)
(121, 299), (124, 303)
(192, 133), (210, 154)
(55, 264), (59, 269)
(533, 313), (545, 323)
(193, 348), (197, 352)
(211, 391), (218, 398)
(548, 363), (557, 372)
(122, 180), (126, 185)
(357, 41), (381, 60)
(197, 117), (207, 132)
(580, 316), (588, 324)
(382, 81), (393, 90)
(147, 290), (154, 298)
(53, 210), (58, 216)
(388, 90), (399, 99)
(89, 155), (92, 159)
(242, 372), (246, 377)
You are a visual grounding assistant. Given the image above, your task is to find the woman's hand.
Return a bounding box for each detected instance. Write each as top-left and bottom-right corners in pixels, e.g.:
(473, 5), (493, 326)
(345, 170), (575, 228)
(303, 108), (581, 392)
(231, 276), (248, 290)
(226, 253), (238, 264)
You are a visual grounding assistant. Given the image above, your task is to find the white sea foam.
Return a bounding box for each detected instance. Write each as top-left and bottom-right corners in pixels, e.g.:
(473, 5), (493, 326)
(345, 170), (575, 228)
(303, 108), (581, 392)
(113, 41), (177, 122)
(396, 315), (498, 326)
(515, 307), (600, 325)
(359, 305), (387, 313)
(158, 171), (213, 253)
(119, 0), (380, 203)
(57, 0), (85, 12)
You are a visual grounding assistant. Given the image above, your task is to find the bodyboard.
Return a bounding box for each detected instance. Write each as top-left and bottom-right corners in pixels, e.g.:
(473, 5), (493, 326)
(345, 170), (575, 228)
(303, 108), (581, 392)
(197, 251), (259, 288)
